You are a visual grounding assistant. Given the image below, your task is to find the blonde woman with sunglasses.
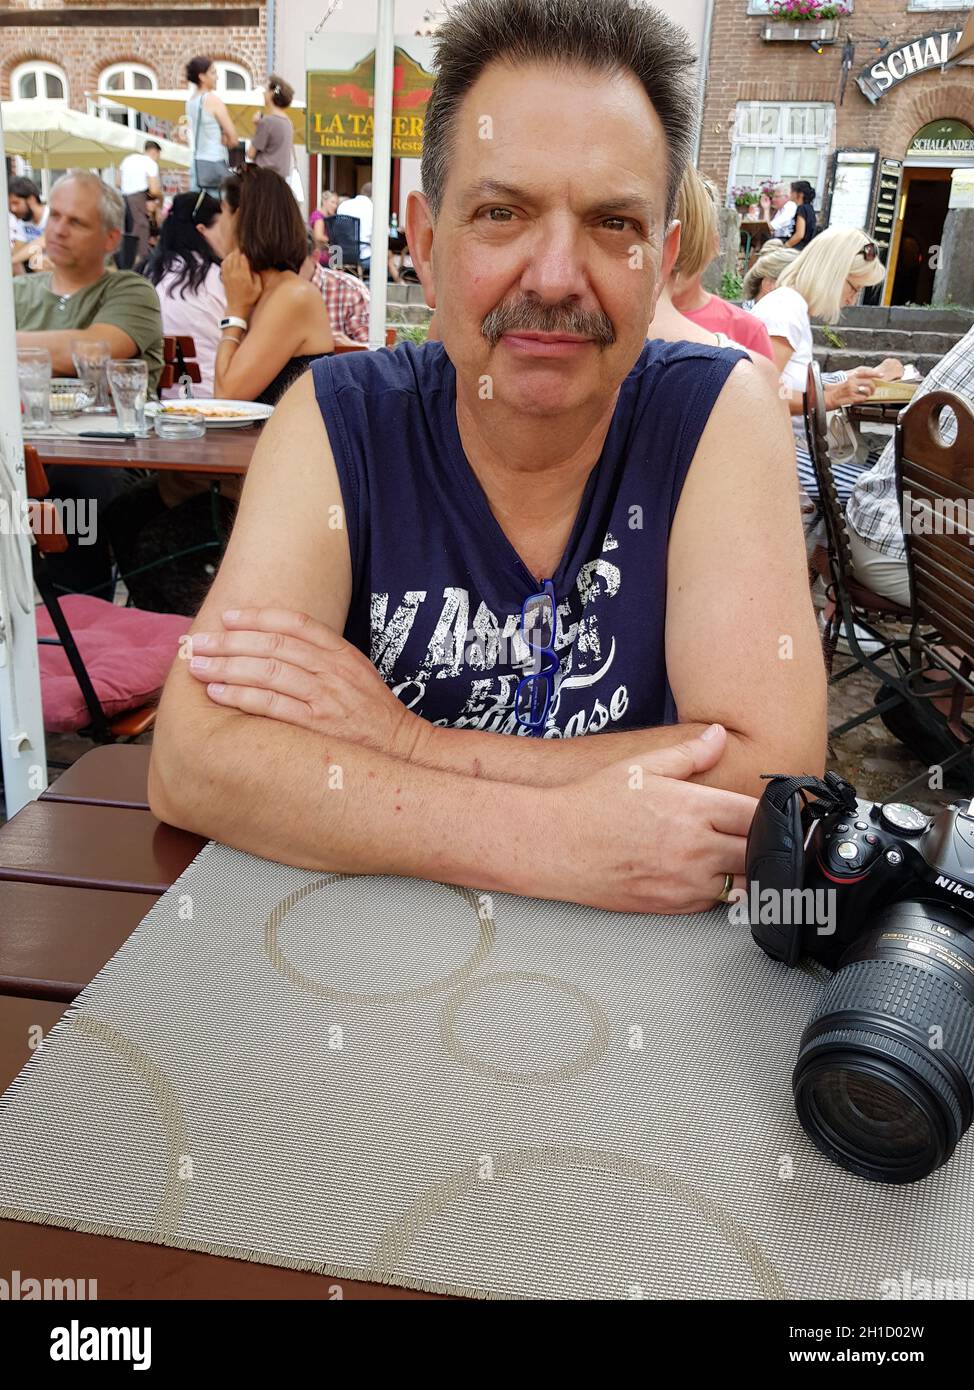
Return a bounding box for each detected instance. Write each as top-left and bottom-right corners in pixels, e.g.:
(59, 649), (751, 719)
(751, 228), (903, 520)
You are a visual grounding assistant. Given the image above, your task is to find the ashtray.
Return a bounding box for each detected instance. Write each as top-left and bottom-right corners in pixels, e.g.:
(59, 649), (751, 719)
(154, 411), (207, 440)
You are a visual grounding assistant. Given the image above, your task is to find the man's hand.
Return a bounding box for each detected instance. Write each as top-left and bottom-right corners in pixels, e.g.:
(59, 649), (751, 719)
(544, 725), (756, 915)
(188, 607), (430, 762)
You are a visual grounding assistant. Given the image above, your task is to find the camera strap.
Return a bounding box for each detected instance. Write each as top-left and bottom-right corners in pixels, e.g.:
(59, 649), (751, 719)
(760, 771), (858, 820)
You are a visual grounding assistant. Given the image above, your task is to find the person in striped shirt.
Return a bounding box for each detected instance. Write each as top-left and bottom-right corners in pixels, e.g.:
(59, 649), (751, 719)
(846, 325), (974, 607)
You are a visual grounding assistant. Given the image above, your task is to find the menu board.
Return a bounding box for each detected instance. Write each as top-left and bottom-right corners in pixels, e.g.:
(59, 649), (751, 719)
(826, 149), (879, 232)
(864, 158), (903, 304)
(870, 159), (903, 260)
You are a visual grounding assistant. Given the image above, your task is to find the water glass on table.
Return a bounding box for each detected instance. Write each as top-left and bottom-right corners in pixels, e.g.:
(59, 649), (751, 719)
(71, 338), (112, 414)
(17, 347), (52, 430)
(107, 359), (149, 436)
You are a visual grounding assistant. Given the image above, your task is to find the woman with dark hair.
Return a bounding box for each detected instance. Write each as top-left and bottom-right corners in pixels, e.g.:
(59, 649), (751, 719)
(247, 73), (295, 180)
(186, 56), (238, 195)
(214, 165), (333, 404)
(786, 182), (817, 251)
(103, 188), (236, 613)
(144, 190), (228, 397)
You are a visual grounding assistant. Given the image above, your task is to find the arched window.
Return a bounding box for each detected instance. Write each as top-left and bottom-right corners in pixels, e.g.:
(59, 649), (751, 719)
(91, 62), (158, 130)
(11, 60), (68, 101)
(214, 62), (252, 92)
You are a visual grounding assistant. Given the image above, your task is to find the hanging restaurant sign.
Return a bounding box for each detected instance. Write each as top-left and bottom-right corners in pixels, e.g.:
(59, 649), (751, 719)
(857, 30), (964, 104)
(307, 46), (435, 158)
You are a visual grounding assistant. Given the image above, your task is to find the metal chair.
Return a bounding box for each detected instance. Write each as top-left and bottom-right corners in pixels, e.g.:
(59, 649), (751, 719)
(324, 214), (362, 276)
(802, 361), (914, 740)
(24, 446), (167, 746)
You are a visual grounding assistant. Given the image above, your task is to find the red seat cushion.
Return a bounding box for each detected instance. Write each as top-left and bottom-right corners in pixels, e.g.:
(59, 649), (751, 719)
(35, 596), (188, 733)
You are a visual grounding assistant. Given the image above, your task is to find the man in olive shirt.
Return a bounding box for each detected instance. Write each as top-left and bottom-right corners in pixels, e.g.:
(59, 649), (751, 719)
(14, 172), (164, 595)
(15, 171), (164, 390)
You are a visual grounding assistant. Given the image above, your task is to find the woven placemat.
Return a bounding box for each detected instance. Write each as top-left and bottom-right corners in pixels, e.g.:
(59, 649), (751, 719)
(1, 842), (972, 1299)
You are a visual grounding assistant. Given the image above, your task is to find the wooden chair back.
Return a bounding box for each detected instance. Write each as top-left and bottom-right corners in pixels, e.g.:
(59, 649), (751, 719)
(159, 334), (202, 393)
(898, 389), (974, 655)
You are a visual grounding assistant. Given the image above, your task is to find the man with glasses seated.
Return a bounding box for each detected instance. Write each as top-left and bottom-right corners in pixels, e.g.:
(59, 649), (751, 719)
(150, 0), (826, 917)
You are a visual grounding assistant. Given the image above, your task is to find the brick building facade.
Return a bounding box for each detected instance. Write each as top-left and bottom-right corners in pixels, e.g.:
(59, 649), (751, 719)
(0, 1), (266, 111)
(699, 0), (974, 304)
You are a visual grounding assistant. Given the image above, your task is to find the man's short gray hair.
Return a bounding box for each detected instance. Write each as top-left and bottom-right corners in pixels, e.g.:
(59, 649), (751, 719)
(421, 0), (698, 224)
(50, 171), (125, 234)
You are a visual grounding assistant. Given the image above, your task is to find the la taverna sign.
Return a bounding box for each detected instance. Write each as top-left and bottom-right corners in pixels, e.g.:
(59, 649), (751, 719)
(858, 29), (963, 103)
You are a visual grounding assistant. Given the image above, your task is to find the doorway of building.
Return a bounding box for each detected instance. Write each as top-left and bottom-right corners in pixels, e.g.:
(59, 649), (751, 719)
(885, 118), (974, 306)
(888, 168), (951, 305)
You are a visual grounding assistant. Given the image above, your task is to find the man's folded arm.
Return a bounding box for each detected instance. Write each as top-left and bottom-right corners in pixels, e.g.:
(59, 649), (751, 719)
(148, 373), (546, 893)
(15, 324), (137, 375)
(150, 690), (547, 895)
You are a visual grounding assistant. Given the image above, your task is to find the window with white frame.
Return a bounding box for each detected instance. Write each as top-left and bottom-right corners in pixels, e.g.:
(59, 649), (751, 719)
(215, 62), (252, 91)
(90, 63), (157, 130)
(908, 2), (969, 10)
(728, 102), (834, 203)
(11, 60), (68, 101)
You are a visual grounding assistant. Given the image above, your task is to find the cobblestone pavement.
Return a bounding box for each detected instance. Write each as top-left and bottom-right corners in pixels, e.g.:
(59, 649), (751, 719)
(824, 644), (965, 817)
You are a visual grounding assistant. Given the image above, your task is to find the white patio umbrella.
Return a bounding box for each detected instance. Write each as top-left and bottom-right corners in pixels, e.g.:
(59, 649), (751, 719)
(0, 109), (47, 817)
(91, 88), (307, 145)
(1, 99), (191, 170)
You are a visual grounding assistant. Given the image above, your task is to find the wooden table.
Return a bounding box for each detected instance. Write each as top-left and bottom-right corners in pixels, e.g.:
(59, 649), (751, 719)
(0, 746), (444, 1300)
(27, 423), (262, 475)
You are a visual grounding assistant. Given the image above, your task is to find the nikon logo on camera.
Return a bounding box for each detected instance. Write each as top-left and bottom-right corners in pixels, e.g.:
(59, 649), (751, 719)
(935, 875), (974, 900)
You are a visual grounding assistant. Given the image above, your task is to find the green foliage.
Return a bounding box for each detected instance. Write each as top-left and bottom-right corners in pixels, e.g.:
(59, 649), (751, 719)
(719, 271), (744, 302)
(821, 326), (844, 349)
(396, 322), (430, 345)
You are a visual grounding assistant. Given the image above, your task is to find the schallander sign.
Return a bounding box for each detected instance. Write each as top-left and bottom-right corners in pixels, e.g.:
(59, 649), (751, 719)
(857, 29), (964, 104)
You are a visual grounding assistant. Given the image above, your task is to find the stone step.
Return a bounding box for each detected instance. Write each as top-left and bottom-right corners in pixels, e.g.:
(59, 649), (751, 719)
(381, 281), (428, 305)
(811, 326), (964, 353)
(835, 304), (974, 332)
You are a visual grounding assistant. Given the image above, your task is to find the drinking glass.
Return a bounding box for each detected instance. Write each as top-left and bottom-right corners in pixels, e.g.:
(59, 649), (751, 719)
(17, 347), (52, 430)
(71, 338), (112, 413)
(107, 359), (149, 436)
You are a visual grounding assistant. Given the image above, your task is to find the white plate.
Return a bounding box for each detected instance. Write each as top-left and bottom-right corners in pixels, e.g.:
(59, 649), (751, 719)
(145, 399), (274, 430)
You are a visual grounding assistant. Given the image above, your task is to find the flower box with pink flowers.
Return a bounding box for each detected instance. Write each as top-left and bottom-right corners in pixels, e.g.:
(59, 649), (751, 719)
(760, 1), (849, 41)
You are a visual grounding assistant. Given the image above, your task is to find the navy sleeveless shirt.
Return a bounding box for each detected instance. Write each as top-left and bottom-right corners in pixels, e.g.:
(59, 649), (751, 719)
(311, 339), (745, 739)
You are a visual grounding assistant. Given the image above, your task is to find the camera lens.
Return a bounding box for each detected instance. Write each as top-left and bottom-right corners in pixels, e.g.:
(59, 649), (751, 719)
(793, 901), (974, 1183)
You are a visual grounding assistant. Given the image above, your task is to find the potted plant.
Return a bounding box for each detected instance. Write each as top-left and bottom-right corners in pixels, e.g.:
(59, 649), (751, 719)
(732, 186), (762, 218)
(761, 0), (849, 42)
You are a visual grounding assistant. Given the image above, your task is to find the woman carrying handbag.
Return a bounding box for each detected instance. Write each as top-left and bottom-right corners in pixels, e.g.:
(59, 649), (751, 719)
(186, 56), (239, 195)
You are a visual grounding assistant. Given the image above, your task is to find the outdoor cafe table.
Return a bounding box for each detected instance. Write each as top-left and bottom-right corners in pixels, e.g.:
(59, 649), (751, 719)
(25, 421), (262, 476)
(0, 745), (447, 1299)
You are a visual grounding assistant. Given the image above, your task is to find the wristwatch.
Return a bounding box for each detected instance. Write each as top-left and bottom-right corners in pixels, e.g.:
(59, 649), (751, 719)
(220, 315), (249, 333)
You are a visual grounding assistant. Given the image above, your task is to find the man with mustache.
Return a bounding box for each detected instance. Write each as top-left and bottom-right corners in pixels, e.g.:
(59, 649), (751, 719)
(151, 0), (825, 916)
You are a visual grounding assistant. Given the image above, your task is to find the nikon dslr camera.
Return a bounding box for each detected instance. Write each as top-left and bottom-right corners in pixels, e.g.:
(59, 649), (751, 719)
(746, 772), (974, 1184)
